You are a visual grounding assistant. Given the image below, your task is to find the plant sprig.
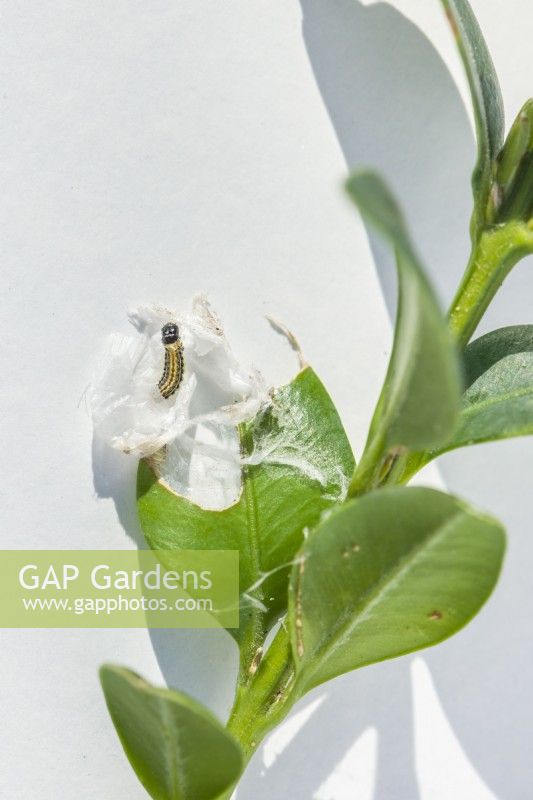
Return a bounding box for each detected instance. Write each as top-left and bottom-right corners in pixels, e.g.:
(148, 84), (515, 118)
(99, 2), (533, 798)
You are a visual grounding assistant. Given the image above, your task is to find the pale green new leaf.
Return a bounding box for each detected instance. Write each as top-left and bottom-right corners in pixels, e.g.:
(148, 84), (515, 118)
(440, 0), (504, 235)
(100, 665), (242, 800)
(346, 171), (461, 493)
(288, 487), (504, 692)
(137, 367), (354, 651)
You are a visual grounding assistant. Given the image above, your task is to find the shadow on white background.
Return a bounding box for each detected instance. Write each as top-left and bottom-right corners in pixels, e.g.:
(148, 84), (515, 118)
(3, 0), (531, 797)
(230, 3), (533, 799)
(84, 2), (532, 798)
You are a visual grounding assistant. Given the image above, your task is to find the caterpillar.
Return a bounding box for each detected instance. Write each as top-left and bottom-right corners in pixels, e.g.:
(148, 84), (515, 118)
(158, 322), (185, 399)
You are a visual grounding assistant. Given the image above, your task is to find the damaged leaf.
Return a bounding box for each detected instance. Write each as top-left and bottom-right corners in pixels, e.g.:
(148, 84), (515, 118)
(137, 367), (354, 663)
(288, 487), (504, 692)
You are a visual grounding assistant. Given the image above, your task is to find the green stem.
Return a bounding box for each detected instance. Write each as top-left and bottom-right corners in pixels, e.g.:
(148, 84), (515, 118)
(348, 428), (408, 499)
(349, 221), (533, 498)
(224, 219), (533, 796)
(219, 627), (297, 800)
(227, 624), (298, 756)
(447, 222), (533, 349)
(347, 432), (384, 498)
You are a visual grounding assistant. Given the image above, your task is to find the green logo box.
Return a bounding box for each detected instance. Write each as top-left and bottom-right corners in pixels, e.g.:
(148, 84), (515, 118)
(0, 550), (239, 629)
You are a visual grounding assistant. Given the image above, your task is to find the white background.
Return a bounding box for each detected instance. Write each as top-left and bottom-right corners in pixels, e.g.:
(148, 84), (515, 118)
(1, 1), (532, 797)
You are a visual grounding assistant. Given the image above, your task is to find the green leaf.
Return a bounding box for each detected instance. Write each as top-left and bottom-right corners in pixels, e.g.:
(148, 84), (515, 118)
(100, 665), (242, 800)
(459, 351), (533, 445)
(346, 171), (461, 494)
(403, 325), (533, 475)
(288, 487), (504, 692)
(137, 367), (354, 658)
(441, 0), (504, 236)
(464, 324), (533, 383)
(442, 325), (533, 452)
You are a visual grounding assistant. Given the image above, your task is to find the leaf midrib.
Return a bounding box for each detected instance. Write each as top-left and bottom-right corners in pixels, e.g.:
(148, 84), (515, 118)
(159, 697), (186, 800)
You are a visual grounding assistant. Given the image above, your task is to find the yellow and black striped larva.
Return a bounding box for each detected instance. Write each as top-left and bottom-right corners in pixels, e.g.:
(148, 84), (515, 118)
(158, 322), (185, 399)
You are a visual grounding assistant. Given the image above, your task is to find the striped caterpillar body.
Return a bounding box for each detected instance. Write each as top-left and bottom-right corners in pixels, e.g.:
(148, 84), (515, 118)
(158, 323), (185, 399)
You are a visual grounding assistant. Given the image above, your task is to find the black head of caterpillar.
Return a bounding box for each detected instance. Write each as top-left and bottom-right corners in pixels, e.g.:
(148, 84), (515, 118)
(161, 322), (179, 344)
(158, 323), (184, 399)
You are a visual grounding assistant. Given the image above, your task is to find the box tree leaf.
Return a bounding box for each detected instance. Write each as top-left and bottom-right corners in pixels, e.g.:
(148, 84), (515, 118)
(100, 665), (242, 800)
(402, 325), (533, 477)
(137, 367), (354, 663)
(288, 487), (504, 692)
(441, 0), (504, 236)
(463, 324), (533, 385)
(457, 350), (533, 445)
(346, 171), (461, 494)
